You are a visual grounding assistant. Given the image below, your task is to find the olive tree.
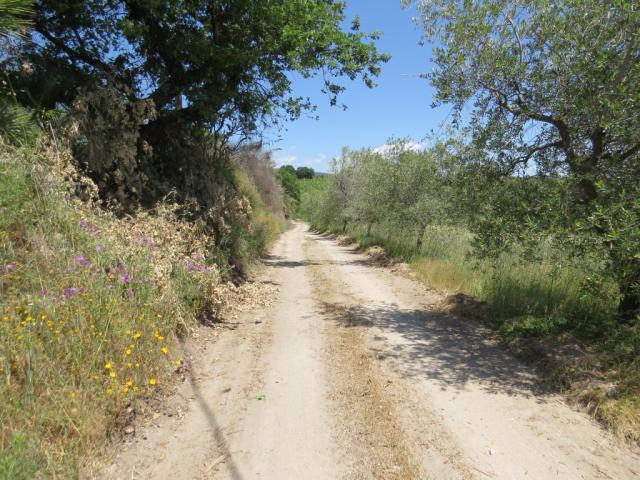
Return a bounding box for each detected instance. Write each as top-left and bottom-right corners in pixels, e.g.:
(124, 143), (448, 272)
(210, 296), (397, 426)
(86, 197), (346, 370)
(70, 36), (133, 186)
(410, 0), (640, 316)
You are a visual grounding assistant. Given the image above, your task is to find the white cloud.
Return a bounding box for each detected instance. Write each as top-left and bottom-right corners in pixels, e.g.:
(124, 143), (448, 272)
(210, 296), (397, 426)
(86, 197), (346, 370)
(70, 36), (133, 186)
(306, 153), (327, 167)
(372, 141), (424, 156)
(274, 152), (327, 169)
(273, 154), (298, 166)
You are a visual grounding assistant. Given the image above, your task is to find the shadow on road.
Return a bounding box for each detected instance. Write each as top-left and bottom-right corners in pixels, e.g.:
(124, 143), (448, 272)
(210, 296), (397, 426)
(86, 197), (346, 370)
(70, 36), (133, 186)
(264, 253), (371, 269)
(188, 371), (244, 480)
(319, 300), (546, 398)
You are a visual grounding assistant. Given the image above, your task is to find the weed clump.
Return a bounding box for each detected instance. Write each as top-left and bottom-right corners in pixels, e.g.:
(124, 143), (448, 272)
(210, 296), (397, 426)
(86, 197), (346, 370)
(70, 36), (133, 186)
(0, 138), (284, 476)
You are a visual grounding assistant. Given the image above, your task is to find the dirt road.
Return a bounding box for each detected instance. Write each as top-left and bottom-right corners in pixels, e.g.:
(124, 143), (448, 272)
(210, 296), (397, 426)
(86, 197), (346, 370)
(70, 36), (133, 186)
(103, 223), (640, 479)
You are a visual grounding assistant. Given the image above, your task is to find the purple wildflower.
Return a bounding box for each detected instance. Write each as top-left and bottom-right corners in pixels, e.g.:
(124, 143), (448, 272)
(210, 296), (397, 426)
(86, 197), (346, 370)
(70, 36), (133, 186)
(75, 256), (90, 267)
(5, 263), (17, 271)
(40, 287), (47, 296)
(63, 287), (78, 298)
(118, 273), (133, 284)
(126, 290), (135, 297)
(95, 245), (106, 253)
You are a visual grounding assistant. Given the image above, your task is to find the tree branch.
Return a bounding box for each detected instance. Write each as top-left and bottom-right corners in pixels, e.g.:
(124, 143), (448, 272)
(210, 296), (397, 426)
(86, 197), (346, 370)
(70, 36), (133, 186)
(34, 25), (116, 82)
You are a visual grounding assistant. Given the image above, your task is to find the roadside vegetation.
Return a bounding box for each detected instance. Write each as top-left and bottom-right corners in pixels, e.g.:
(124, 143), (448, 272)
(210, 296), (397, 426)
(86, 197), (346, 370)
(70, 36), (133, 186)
(0, 138), (280, 476)
(0, 0), (387, 476)
(299, 0), (640, 443)
(1, 0), (638, 474)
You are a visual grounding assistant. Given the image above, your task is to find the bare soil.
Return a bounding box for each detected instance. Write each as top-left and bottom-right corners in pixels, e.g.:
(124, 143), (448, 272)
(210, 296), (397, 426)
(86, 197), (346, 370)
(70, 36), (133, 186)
(100, 223), (640, 479)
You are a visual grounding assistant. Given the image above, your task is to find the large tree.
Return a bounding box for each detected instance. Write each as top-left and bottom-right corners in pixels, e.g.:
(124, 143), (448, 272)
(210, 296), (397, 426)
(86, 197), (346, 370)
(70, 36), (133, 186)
(4, 1), (389, 214)
(410, 0), (640, 316)
(12, 0), (389, 137)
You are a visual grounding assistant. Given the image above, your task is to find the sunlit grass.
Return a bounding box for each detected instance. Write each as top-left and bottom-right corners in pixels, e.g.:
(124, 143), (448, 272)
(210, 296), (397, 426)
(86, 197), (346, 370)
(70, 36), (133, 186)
(0, 140), (285, 476)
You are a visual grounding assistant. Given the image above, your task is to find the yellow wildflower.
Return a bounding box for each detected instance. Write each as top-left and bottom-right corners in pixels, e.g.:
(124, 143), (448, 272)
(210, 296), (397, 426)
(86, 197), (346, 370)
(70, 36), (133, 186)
(104, 362), (112, 369)
(161, 346), (168, 354)
(149, 378), (157, 386)
(109, 371), (117, 378)
(133, 331), (142, 339)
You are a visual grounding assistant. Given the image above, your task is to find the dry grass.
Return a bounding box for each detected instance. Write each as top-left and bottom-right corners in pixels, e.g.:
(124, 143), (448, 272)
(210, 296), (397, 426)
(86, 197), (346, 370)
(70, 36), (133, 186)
(308, 275), (423, 479)
(410, 258), (477, 294)
(0, 138), (283, 478)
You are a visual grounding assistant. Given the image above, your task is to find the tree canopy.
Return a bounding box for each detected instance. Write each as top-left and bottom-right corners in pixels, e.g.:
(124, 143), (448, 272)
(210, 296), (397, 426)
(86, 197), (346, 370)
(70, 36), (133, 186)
(408, 0), (640, 316)
(295, 166), (315, 179)
(410, 0), (639, 196)
(11, 0), (389, 138)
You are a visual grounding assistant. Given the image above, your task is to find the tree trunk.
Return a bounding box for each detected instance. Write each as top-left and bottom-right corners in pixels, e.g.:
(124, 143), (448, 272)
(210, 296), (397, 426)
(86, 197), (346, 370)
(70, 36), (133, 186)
(366, 222), (372, 236)
(416, 222), (427, 251)
(342, 219), (348, 233)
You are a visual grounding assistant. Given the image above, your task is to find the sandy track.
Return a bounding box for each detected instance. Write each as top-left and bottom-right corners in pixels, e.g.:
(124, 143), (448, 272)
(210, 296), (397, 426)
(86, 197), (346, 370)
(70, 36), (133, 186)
(103, 223), (640, 479)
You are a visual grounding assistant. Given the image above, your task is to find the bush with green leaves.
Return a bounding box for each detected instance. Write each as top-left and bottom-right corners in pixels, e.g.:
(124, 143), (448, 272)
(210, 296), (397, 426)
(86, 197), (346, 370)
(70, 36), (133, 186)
(409, 0), (640, 317)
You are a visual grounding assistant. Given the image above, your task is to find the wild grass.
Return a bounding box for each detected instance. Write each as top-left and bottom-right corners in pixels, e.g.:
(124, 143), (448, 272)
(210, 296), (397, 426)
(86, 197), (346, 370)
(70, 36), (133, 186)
(0, 139), (285, 477)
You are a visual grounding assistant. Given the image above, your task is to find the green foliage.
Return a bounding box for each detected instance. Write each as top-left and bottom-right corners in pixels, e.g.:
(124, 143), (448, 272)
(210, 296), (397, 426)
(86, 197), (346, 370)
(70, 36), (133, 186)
(280, 165), (296, 176)
(0, 0), (37, 146)
(0, 0), (32, 38)
(0, 432), (40, 480)
(12, 1), (389, 136)
(233, 168), (287, 269)
(410, 0), (640, 316)
(295, 166), (315, 179)
(302, 140), (464, 239)
(297, 174), (329, 219)
(0, 101), (39, 146)
(277, 166), (301, 205)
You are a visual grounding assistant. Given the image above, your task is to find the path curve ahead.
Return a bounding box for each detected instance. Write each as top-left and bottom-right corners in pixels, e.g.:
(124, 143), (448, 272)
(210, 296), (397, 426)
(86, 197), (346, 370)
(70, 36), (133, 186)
(105, 222), (640, 480)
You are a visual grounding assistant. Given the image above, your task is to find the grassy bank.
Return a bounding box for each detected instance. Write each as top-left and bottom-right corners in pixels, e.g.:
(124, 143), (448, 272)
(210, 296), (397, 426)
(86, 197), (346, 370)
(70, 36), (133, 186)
(299, 179), (639, 443)
(0, 139), (285, 478)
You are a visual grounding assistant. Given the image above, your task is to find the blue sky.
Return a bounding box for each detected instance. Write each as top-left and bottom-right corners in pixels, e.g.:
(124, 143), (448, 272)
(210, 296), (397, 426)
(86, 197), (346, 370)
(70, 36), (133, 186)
(266, 1), (450, 172)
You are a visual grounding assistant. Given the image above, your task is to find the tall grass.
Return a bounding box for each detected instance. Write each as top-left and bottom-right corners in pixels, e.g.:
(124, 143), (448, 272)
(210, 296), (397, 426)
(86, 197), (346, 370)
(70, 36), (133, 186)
(335, 220), (618, 339)
(0, 138), (285, 477)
